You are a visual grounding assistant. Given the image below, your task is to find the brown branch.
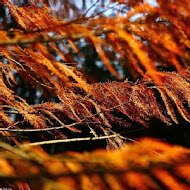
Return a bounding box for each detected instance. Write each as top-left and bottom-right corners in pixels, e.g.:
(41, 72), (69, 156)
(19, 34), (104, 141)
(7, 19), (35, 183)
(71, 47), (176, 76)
(0, 26), (109, 46)
(0, 35), (68, 46)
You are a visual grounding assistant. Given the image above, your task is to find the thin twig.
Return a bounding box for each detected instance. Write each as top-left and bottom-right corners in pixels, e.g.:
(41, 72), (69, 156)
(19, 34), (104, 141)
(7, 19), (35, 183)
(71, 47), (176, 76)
(9, 58), (54, 89)
(0, 99), (133, 132)
(82, 0), (100, 17)
(20, 133), (160, 155)
(0, 121), (82, 132)
(20, 134), (122, 147)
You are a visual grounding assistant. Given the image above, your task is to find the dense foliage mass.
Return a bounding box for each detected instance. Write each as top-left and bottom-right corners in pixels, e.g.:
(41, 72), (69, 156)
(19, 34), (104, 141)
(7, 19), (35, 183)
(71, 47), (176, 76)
(0, 0), (190, 189)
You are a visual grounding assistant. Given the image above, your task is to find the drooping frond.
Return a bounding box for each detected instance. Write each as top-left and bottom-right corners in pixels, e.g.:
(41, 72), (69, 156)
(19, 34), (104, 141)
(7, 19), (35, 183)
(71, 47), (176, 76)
(0, 0), (190, 84)
(0, 69), (189, 147)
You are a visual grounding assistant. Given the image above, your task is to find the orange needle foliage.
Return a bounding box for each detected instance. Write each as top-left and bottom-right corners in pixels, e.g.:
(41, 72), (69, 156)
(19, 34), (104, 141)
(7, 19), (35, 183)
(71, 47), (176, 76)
(0, 0), (190, 189)
(0, 138), (189, 189)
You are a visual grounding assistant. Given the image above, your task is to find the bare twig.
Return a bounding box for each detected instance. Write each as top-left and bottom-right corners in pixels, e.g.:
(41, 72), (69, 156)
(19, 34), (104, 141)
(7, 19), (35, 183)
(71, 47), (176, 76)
(20, 133), (160, 155)
(20, 134), (122, 147)
(0, 121), (83, 132)
(82, 0), (100, 17)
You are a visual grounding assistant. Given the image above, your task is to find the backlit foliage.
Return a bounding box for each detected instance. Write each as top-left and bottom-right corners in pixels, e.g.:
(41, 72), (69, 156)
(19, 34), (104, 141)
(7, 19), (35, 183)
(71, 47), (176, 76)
(0, 0), (190, 189)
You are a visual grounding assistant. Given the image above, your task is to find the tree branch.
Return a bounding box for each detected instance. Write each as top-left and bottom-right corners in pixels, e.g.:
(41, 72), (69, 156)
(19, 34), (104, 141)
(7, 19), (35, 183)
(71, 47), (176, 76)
(20, 134), (122, 147)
